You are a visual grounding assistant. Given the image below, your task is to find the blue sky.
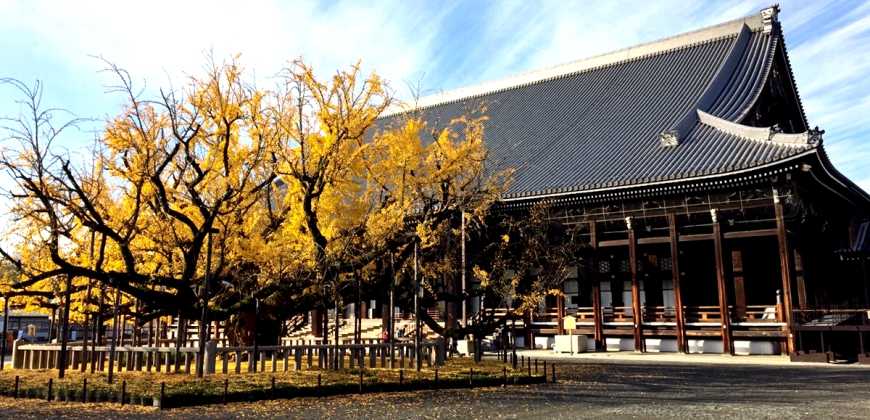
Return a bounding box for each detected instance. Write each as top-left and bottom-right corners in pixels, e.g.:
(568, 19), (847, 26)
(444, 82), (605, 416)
(1, 0), (869, 195)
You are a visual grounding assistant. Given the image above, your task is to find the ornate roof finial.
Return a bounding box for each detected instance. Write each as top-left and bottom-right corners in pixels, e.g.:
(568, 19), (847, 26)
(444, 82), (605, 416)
(808, 126), (825, 145)
(761, 5), (780, 34)
(659, 130), (680, 147)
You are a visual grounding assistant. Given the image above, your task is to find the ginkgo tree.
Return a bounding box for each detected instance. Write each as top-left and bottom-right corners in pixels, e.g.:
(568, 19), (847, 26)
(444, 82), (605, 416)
(0, 56), (513, 352)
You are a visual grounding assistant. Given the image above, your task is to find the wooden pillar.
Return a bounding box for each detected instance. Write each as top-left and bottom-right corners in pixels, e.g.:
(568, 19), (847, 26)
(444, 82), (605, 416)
(711, 209), (733, 355)
(731, 249), (747, 321)
(556, 294), (565, 335)
(627, 217), (644, 352)
(667, 214), (687, 353)
(774, 189), (796, 355)
(793, 250), (808, 310)
(590, 222), (605, 351)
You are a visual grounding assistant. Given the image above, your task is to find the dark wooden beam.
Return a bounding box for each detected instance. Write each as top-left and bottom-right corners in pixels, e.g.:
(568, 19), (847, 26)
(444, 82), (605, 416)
(668, 213), (687, 353)
(540, 193), (776, 225)
(774, 189), (796, 355)
(599, 239), (629, 248)
(627, 217), (644, 352)
(723, 228), (778, 240)
(731, 330), (786, 338)
(597, 228), (778, 248)
(712, 209), (734, 355)
(680, 233), (714, 242)
(638, 237), (670, 245)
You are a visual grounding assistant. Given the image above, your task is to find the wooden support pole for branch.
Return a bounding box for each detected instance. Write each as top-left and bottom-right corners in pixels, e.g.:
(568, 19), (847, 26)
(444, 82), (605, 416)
(107, 286), (121, 384)
(81, 281), (92, 373)
(58, 274), (73, 378)
(1, 295), (8, 370)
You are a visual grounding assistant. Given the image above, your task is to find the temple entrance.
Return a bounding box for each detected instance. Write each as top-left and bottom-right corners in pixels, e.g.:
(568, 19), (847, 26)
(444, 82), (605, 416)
(679, 241), (719, 323)
(638, 244), (674, 322)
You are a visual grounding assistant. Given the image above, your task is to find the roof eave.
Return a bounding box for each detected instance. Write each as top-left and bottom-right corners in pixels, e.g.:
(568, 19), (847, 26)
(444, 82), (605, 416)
(499, 148), (817, 204)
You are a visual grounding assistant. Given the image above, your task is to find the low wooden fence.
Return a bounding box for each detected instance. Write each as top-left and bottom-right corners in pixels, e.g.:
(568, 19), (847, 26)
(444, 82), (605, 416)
(10, 340), (444, 375)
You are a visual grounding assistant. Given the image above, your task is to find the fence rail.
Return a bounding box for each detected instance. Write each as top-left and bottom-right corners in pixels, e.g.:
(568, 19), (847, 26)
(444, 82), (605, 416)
(10, 340), (444, 375)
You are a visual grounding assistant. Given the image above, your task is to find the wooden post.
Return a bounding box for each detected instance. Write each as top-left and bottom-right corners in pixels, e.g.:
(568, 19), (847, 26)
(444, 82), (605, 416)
(81, 281), (92, 373)
(667, 214), (687, 353)
(627, 217), (643, 352)
(773, 188), (796, 355)
(711, 209), (733, 355)
(108, 287), (121, 384)
(58, 275), (72, 379)
(1, 295), (8, 370)
(732, 249), (747, 321)
(590, 222), (605, 351)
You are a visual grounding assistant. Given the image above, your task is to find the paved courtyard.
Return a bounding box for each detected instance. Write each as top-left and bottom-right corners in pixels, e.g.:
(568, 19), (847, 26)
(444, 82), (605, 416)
(1, 356), (868, 419)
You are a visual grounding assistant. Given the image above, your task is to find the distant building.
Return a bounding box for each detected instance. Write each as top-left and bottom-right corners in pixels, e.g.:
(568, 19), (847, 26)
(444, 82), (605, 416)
(1, 311), (50, 342)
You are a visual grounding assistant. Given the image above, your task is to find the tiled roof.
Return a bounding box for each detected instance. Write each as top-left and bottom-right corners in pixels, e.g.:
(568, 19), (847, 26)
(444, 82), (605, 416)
(376, 6), (820, 200)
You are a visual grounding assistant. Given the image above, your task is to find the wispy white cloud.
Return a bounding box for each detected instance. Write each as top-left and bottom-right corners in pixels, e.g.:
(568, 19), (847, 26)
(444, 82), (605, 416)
(0, 0), (869, 197)
(0, 0), (456, 110)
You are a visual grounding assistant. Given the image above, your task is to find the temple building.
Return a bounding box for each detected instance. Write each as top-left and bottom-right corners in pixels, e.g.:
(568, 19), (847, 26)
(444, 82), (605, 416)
(378, 6), (870, 361)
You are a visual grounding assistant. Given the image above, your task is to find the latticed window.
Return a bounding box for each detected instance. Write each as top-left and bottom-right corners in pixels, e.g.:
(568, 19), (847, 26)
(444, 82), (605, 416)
(619, 259), (630, 273)
(660, 257), (673, 271)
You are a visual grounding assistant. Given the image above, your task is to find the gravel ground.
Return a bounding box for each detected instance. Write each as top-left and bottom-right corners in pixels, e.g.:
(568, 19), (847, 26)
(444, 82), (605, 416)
(1, 359), (868, 419)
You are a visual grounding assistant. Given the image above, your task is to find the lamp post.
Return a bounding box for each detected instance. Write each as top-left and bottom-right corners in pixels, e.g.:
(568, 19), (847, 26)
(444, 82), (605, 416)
(461, 210), (467, 332)
(389, 253), (395, 368)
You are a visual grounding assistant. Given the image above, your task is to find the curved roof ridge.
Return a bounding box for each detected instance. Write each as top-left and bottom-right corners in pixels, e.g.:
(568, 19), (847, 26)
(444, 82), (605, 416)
(667, 23), (753, 139)
(382, 11), (768, 117)
(697, 109), (818, 148)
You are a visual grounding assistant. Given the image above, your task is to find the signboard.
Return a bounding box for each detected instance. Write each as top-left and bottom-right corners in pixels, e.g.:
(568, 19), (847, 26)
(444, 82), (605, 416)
(563, 315), (576, 331)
